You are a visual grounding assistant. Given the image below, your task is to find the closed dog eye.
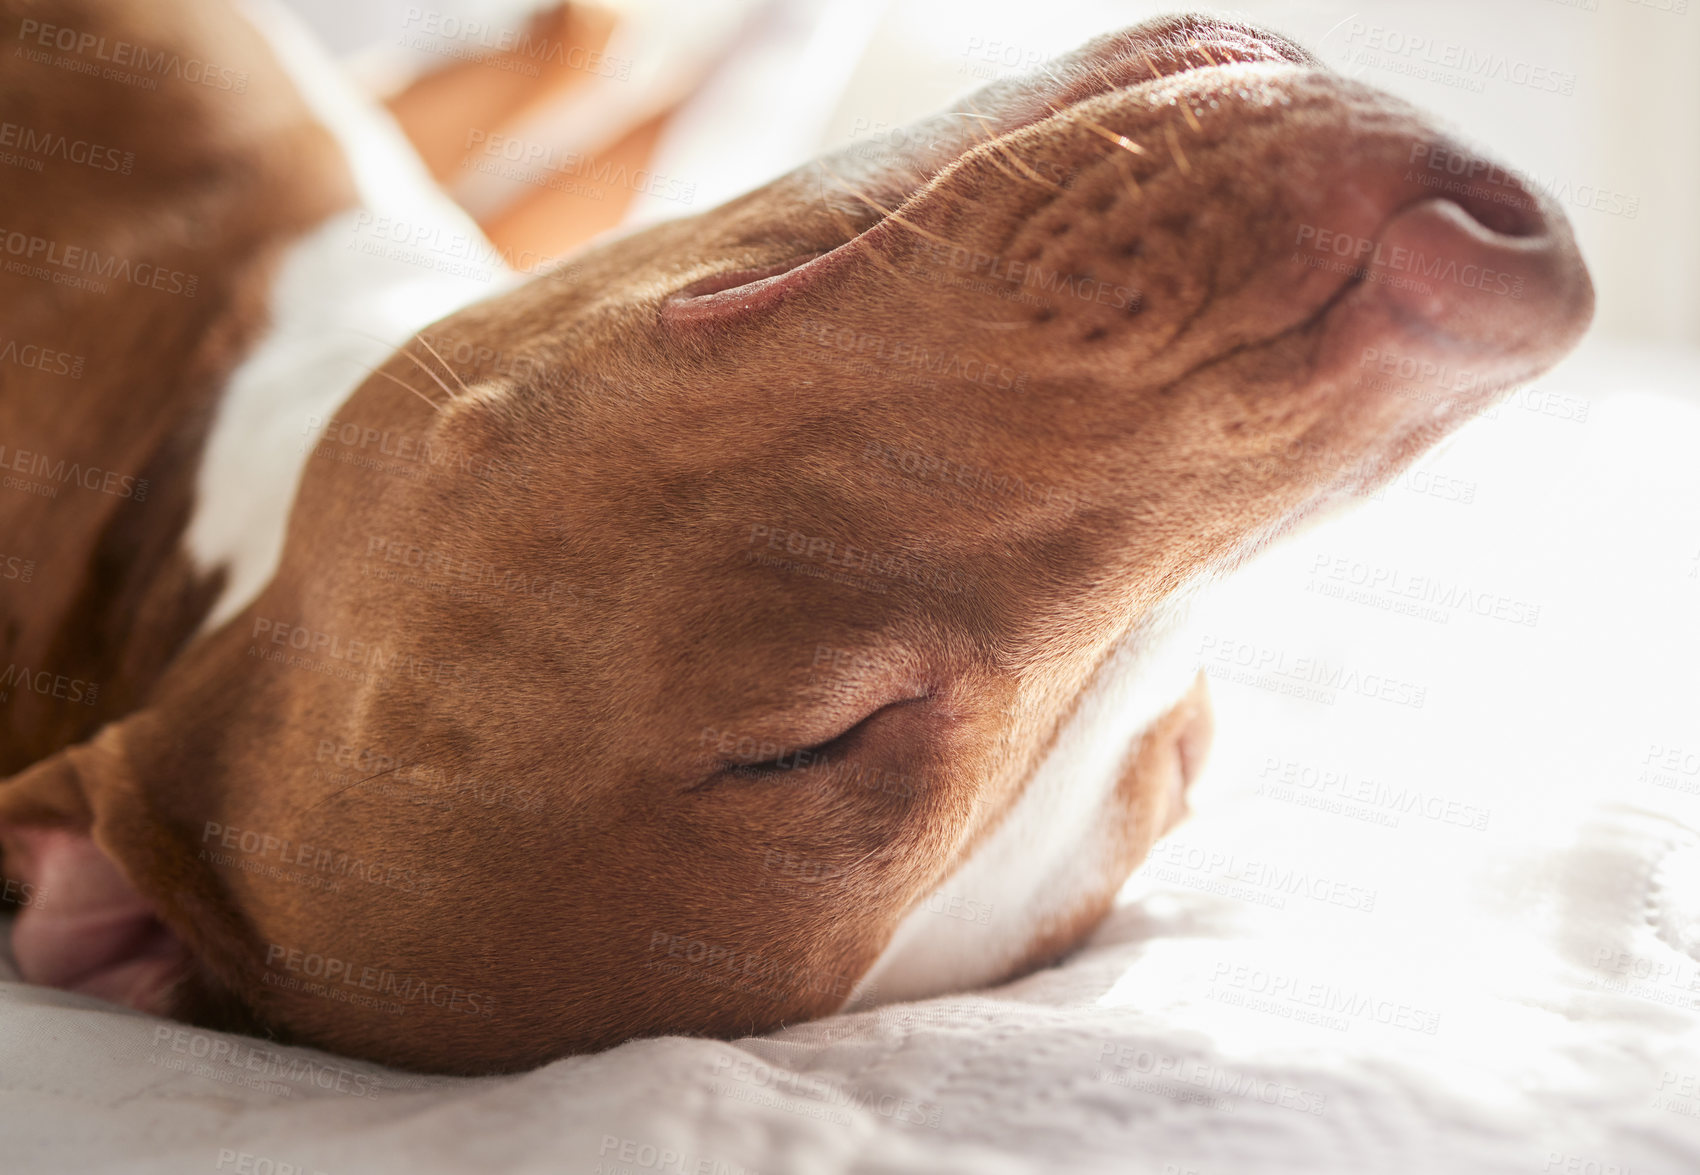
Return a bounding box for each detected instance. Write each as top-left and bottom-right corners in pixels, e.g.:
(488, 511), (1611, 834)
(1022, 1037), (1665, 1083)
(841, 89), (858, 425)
(722, 724), (861, 779)
(711, 697), (930, 784)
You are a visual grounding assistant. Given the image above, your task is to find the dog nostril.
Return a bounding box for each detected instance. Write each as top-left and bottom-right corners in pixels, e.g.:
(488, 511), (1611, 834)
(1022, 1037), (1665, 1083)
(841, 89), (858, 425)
(1350, 187), (1592, 363)
(1441, 189), (1544, 239)
(1408, 147), (1546, 240)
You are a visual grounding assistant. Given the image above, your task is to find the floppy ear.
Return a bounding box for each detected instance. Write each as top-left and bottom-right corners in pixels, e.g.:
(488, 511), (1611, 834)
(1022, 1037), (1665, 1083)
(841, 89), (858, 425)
(0, 725), (193, 1013)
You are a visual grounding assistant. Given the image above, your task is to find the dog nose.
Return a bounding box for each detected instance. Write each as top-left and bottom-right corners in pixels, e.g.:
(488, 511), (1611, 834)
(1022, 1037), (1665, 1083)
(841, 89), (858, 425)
(1356, 175), (1594, 372)
(1311, 151), (1594, 410)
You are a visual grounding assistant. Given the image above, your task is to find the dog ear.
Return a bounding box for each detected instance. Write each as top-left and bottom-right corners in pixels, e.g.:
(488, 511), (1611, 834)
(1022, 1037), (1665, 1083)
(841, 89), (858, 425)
(0, 725), (195, 1013)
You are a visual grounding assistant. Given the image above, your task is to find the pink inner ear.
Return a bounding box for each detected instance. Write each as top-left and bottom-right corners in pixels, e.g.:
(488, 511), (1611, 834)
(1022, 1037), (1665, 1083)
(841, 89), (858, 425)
(4, 827), (187, 1013)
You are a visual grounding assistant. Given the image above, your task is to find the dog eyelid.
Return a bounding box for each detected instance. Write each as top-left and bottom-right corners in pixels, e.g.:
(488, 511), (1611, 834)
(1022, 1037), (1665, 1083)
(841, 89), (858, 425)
(721, 712), (877, 778)
(713, 695), (931, 781)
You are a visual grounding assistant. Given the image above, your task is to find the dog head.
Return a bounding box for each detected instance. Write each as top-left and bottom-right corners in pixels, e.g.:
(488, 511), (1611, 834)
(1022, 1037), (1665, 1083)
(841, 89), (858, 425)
(1, 16), (1592, 1072)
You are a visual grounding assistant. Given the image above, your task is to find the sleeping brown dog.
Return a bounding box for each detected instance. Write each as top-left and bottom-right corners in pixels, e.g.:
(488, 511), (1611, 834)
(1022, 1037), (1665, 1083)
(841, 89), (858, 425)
(0, 0), (1591, 1073)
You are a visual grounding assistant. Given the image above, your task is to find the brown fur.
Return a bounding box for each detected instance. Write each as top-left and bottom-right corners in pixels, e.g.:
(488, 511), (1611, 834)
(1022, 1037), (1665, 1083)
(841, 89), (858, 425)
(0, 7), (1592, 1073)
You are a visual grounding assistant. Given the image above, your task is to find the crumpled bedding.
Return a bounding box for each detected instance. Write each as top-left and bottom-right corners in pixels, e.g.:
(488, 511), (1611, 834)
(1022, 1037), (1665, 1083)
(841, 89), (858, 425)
(4, 343), (1696, 1175)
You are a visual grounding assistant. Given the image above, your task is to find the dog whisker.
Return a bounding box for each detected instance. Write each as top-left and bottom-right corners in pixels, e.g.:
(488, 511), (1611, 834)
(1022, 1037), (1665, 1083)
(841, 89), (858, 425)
(390, 343), (463, 406)
(1164, 123), (1194, 176)
(991, 145), (1064, 191)
(1050, 109), (1143, 199)
(815, 172), (909, 285)
(1088, 62), (1124, 97)
(415, 333), (474, 397)
(955, 106), (1064, 192)
(958, 110), (1020, 177)
(1073, 114), (1148, 158)
(338, 327), (457, 411)
(818, 165), (961, 250)
(813, 167), (1035, 332)
(1068, 72), (1150, 198)
(967, 140), (1033, 188)
(367, 366), (447, 415)
(1135, 45), (1164, 84)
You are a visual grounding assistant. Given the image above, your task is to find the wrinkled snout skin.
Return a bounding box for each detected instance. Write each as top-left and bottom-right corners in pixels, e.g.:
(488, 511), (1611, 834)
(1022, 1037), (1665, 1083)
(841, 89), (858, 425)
(103, 17), (1591, 1072)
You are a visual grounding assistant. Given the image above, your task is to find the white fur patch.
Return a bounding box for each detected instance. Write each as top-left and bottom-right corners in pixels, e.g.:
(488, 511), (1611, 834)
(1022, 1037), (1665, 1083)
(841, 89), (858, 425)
(186, 1), (514, 632)
(846, 601), (1204, 1007)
